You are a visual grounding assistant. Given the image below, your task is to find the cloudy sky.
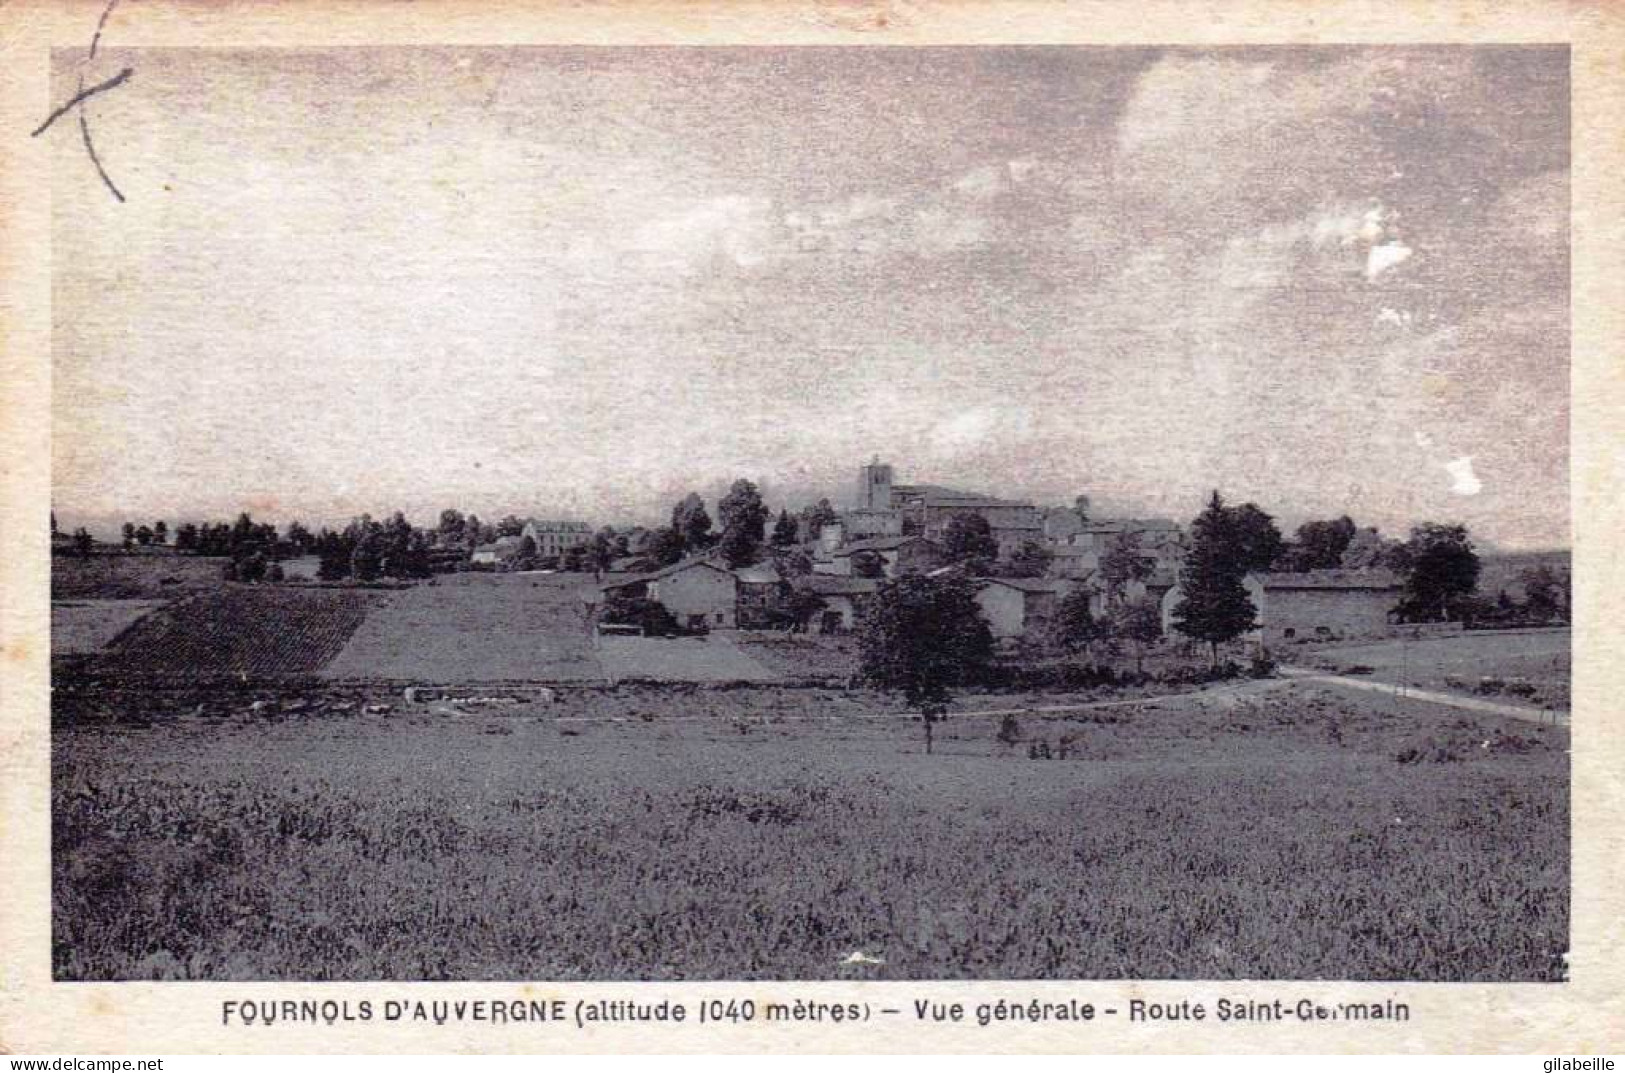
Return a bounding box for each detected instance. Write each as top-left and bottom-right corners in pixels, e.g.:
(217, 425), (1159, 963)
(52, 46), (1569, 547)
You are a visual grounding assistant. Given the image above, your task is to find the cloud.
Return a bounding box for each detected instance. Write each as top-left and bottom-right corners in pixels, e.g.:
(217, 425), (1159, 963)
(1444, 456), (1483, 495)
(631, 196), (778, 272)
(1366, 241), (1414, 279)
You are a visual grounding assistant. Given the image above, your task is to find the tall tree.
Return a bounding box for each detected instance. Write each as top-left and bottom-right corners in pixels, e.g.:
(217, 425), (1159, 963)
(1398, 522), (1480, 622)
(942, 512), (998, 573)
(858, 574), (993, 755)
(496, 515), (526, 538)
(1519, 564), (1568, 622)
(646, 526), (685, 567)
(153, 520), (168, 546)
(1172, 491), (1260, 665)
(671, 493), (714, 553)
(1222, 502), (1286, 574)
(770, 508), (799, 547)
(1285, 515), (1357, 571)
(121, 522), (135, 550)
(134, 524), (154, 547)
(717, 479), (769, 568)
(1052, 586), (1106, 665)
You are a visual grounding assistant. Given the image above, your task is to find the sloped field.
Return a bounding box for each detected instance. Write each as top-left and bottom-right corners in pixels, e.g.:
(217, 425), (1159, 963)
(322, 573), (603, 682)
(99, 588), (379, 678)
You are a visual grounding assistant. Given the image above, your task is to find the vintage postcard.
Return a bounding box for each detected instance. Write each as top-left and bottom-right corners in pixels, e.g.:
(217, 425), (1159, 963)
(2, 0), (1622, 1055)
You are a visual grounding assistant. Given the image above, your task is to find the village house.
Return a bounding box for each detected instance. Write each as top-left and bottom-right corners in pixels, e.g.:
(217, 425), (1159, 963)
(600, 557), (740, 630)
(793, 574), (881, 634)
(1052, 518), (1186, 577)
(1158, 569), (1403, 647)
(816, 534), (946, 579)
(520, 519), (593, 559)
(732, 561), (784, 629)
(470, 535), (523, 565)
(974, 577), (1079, 640)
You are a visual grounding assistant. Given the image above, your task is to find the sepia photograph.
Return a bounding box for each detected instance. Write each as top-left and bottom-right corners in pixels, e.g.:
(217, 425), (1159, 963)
(42, 38), (1572, 988)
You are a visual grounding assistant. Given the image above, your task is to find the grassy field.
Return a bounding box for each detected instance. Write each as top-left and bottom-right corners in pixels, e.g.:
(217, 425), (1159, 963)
(1308, 630), (1571, 711)
(321, 574), (602, 682)
(51, 600), (168, 654)
(53, 553), (230, 599)
(51, 679), (1568, 982)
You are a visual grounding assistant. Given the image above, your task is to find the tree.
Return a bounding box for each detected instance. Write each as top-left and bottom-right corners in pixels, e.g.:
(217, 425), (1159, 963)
(799, 498), (840, 543)
(1098, 532), (1152, 605)
(588, 528), (620, 574)
(134, 524), (154, 547)
(1398, 522), (1480, 622)
(72, 527), (94, 558)
(175, 523), (199, 552)
(1222, 502), (1285, 574)
(671, 493), (714, 553)
(770, 509), (799, 548)
(316, 529), (352, 580)
(1339, 526), (1403, 570)
(496, 515), (525, 538)
(942, 512), (998, 573)
(153, 520), (168, 546)
(437, 509), (467, 547)
(600, 591), (680, 636)
(512, 535), (539, 572)
(1006, 540), (1053, 579)
(351, 531), (383, 582)
(121, 522), (135, 550)
(1052, 586), (1106, 664)
(1286, 515), (1356, 571)
(717, 480), (769, 568)
(850, 549), (885, 579)
(858, 574), (994, 755)
(1110, 596), (1163, 674)
(561, 543), (590, 572)
(1520, 564), (1568, 623)
(646, 527), (685, 568)
(1172, 491), (1260, 665)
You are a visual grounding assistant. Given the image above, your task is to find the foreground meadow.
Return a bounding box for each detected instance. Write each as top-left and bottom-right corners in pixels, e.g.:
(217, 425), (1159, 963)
(52, 680), (1568, 982)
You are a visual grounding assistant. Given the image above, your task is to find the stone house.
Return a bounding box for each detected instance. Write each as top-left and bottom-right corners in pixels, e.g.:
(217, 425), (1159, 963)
(1158, 570), (1402, 647)
(974, 577), (1076, 640)
(520, 519), (594, 559)
(821, 535), (945, 579)
(793, 575), (881, 634)
(601, 558), (740, 630)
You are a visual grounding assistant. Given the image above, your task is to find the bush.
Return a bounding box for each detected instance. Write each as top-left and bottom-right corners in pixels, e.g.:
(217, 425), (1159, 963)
(600, 593), (680, 637)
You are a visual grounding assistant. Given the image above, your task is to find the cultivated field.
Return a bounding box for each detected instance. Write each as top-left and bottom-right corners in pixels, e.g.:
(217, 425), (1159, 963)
(97, 588), (380, 679)
(321, 573), (603, 682)
(52, 678), (1568, 982)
